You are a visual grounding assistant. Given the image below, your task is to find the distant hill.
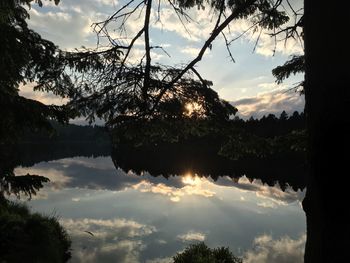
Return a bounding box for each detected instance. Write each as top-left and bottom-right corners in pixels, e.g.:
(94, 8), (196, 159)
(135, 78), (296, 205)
(20, 121), (111, 143)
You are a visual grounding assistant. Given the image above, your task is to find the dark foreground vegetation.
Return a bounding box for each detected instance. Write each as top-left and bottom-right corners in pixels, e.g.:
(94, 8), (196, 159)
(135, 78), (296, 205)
(0, 196), (71, 262)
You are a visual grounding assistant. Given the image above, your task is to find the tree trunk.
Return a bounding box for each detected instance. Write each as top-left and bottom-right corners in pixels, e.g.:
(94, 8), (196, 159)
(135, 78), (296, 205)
(303, 1), (350, 262)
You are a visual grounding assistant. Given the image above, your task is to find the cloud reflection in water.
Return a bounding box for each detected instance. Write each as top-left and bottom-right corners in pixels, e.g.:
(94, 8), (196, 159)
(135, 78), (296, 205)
(15, 156), (306, 263)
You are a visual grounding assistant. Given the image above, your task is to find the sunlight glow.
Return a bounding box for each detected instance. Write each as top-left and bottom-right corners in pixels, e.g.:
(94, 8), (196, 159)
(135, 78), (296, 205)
(132, 175), (216, 202)
(182, 173), (201, 186)
(184, 102), (205, 116)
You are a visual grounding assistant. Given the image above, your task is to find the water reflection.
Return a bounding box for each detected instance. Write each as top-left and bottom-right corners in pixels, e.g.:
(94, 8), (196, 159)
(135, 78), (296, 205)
(15, 156), (306, 263)
(112, 143), (306, 191)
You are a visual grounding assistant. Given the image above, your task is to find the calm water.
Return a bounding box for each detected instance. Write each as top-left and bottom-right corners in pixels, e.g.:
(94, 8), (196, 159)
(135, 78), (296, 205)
(14, 155), (306, 263)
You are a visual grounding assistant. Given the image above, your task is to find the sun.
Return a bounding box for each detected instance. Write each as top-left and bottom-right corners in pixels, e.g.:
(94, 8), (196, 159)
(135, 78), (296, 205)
(182, 173), (201, 186)
(184, 102), (204, 116)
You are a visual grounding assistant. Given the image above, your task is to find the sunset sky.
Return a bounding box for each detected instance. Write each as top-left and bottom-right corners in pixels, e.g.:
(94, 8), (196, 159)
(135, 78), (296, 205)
(21, 0), (304, 122)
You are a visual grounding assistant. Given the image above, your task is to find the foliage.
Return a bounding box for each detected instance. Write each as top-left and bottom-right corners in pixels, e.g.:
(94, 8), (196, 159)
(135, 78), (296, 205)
(173, 242), (242, 263)
(0, 0), (75, 199)
(0, 143), (50, 198)
(1, 172), (50, 199)
(273, 55), (305, 84)
(272, 55), (305, 91)
(0, 196), (71, 263)
(219, 128), (307, 160)
(112, 116), (231, 147)
(218, 111), (306, 159)
(65, 61), (237, 125)
(0, 0), (74, 143)
(113, 110), (306, 159)
(0, 90), (71, 144)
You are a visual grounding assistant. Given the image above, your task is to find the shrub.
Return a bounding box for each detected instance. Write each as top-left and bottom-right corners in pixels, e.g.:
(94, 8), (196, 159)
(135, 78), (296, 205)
(0, 197), (71, 263)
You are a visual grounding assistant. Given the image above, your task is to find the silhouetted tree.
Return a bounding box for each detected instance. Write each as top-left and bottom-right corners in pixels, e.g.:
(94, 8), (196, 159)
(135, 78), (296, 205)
(0, 0), (72, 143)
(1, 3), (73, 262)
(173, 242), (242, 263)
(0, 0), (74, 197)
(301, 1), (349, 262)
(62, 0), (292, 126)
(279, 110), (288, 121)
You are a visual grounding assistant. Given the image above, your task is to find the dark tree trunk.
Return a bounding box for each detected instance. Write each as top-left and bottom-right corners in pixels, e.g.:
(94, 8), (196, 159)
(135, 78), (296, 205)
(303, 1), (350, 262)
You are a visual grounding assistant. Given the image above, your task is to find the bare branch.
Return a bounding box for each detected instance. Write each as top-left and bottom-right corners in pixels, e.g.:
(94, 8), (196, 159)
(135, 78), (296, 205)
(93, 0), (136, 35)
(157, 0), (161, 22)
(191, 67), (209, 88)
(286, 0), (298, 16)
(252, 26), (263, 54)
(151, 46), (171, 57)
(213, 0), (225, 31)
(167, 0), (194, 37)
(228, 21), (260, 45)
(221, 32), (235, 63)
(120, 28), (145, 70)
(151, 0), (257, 112)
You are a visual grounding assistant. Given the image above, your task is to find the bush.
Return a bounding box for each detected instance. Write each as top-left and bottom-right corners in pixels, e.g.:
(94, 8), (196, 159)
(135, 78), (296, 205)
(0, 197), (71, 263)
(173, 242), (242, 263)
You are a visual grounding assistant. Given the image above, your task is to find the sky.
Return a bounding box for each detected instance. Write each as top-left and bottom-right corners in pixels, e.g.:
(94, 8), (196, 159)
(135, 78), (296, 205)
(21, 0), (305, 122)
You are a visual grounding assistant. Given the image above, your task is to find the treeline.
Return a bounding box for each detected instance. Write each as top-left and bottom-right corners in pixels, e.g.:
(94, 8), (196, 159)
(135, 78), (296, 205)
(232, 110), (305, 138)
(21, 121), (111, 143)
(112, 110), (306, 155)
(20, 111), (305, 145)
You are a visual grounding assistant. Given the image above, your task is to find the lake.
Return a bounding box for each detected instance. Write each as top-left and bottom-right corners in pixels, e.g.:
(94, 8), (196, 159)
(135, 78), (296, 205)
(13, 144), (306, 263)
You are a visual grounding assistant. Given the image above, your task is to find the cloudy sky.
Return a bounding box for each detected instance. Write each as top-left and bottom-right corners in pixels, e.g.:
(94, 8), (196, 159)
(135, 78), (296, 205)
(22, 0), (304, 121)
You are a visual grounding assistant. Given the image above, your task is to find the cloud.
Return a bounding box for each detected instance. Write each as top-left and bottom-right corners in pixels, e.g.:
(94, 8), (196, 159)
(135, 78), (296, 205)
(14, 156), (191, 194)
(16, 154), (305, 207)
(60, 217), (156, 263)
(62, 218), (156, 238)
(232, 89), (305, 118)
(14, 166), (71, 190)
(14, 157), (142, 192)
(17, 155), (304, 206)
(232, 97), (259, 105)
(254, 31), (303, 57)
(19, 83), (68, 106)
(28, 7), (95, 50)
(243, 234), (306, 263)
(55, 157), (115, 170)
(177, 231), (206, 242)
(95, 0), (118, 6)
(151, 7), (214, 42)
(216, 176), (305, 206)
(146, 257), (173, 263)
(132, 176), (216, 202)
(180, 46), (201, 56)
